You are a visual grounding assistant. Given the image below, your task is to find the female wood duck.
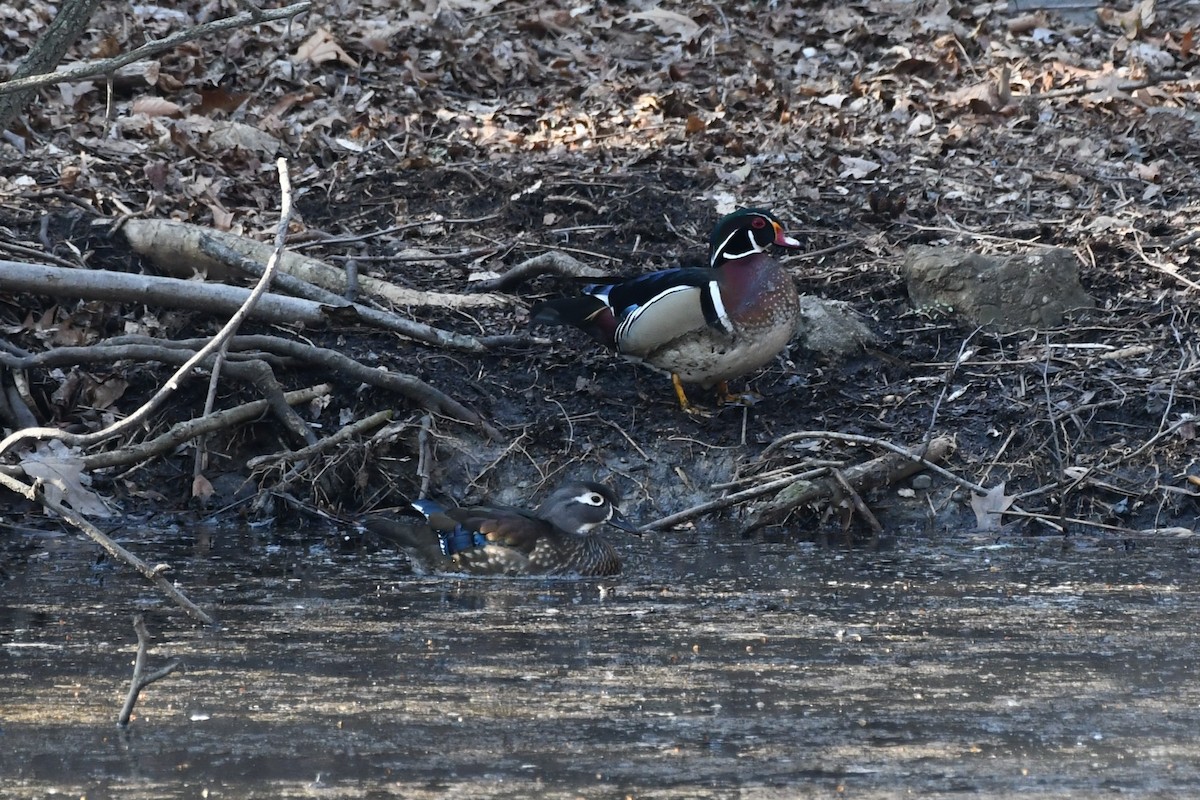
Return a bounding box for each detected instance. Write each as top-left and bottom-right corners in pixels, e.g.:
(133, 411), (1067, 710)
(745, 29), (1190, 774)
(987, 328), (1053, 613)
(363, 481), (640, 577)
(531, 207), (803, 412)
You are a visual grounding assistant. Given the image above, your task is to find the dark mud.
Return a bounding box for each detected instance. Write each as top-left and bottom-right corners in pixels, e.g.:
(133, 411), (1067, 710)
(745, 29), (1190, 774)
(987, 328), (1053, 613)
(3, 524), (1199, 798)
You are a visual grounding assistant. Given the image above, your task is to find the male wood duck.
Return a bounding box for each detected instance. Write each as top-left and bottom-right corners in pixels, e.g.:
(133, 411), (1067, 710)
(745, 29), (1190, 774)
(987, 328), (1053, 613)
(363, 481), (640, 577)
(531, 207), (803, 412)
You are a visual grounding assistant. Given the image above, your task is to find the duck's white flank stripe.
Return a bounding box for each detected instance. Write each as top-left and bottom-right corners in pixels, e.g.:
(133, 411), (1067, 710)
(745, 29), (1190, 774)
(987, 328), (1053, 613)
(705, 280), (733, 335)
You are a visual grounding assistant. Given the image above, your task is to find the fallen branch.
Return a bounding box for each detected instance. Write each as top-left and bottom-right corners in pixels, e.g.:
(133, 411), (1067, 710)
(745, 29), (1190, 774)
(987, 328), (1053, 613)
(107, 334), (501, 438)
(832, 468), (884, 536)
(470, 251), (608, 292)
(248, 409), (394, 474)
(199, 234), (488, 352)
(762, 431), (966, 487)
(747, 434), (957, 528)
(117, 615), (183, 727)
(85, 386), (331, 472)
(195, 165), (294, 500)
(643, 467), (830, 532)
(1025, 70), (1192, 102)
(0, 260), (360, 328)
(0, 162), (298, 463)
(0, 344), (319, 446)
(0, 333), (497, 437)
(122, 218), (513, 309)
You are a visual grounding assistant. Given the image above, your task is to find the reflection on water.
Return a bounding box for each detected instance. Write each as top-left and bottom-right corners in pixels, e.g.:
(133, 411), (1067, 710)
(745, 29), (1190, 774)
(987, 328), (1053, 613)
(2, 523), (1199, 798)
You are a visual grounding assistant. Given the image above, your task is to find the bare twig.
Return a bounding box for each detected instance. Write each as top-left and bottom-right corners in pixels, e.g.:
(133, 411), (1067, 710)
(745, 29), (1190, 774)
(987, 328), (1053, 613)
(1130, 237), (1200, 293)
(924, 327), (981, 445)
(761, 430), (975, 490)
(117, 615), (183, 727)
(1164, 230), (1200, 251)
(193, 171), (294, 497)
(1040, 335), (1069, 533)
(0, 2), (312, 96)
(747, 436), (958, 531)
(248, 409), (394, 472)
(289, 213), (501, 249)
(19, 334), (498, 437)
(644, 470), (826, 532)
(832, 468), (883, 535)
(1025, 71), (1192, 102)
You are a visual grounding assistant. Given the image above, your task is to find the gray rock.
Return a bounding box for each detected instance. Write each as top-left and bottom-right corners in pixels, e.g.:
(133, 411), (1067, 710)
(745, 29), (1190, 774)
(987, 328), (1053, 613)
(903, 245), (1094, 331)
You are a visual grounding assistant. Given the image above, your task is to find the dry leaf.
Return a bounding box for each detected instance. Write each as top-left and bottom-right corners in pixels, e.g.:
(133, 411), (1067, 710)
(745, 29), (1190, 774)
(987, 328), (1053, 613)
(206, 121), (281, 156)
(1130, 161), (1162, 182)
(133, 96), (182, 117)
(1098, 0), (1156, 37)
(293, 28), (359, 67)
(1083, 70), (1131, 106)
(945, 80), (1004, 113)
(193, 474), (215, 501)
(837, 156), (881, 179)
(58, 81), (96, 106)
(970, 483), (1015, 531)
(21, 445), (112, 517)
(623, 9), (702, 41)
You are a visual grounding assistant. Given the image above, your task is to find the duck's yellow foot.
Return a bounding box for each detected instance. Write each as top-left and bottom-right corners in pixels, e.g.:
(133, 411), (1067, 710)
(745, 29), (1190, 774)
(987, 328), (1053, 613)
(715, 380), (762, 408)
(672, 374), (713, 417)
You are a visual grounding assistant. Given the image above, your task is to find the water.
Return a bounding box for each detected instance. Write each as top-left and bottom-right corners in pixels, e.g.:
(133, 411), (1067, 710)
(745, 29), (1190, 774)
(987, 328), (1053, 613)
(2, 524), (1198, 798)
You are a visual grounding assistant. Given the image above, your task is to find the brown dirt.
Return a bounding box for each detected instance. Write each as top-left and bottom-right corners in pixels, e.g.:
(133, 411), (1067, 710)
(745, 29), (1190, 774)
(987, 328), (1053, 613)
(1, 1), (1198, 537)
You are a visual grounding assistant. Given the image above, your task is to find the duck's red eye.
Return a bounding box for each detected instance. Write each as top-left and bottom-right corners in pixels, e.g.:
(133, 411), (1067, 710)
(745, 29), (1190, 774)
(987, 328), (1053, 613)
(751, 217), (766, 228)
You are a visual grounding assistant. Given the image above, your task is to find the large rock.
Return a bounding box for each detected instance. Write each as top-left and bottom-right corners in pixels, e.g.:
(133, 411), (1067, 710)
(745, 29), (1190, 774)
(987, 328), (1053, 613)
(903, 245), (1094, 331)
